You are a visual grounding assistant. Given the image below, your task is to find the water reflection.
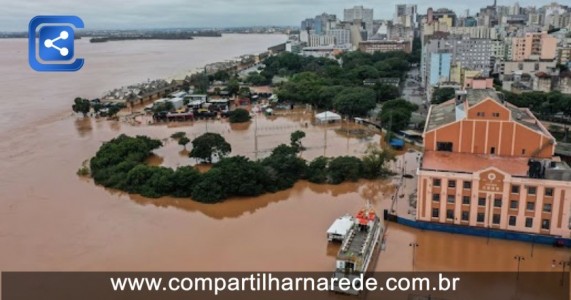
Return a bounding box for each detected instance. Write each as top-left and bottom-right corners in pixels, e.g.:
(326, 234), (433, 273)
(125, 180), (372, 220)
(73, 117), (92, 137)
(109, 120), (121, 132)
(229, 121), (251, 131)
(359, 179), (395, 205)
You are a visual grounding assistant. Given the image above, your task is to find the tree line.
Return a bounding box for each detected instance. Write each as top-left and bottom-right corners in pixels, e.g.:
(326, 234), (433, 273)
(88, 132), (395, 203)
(243, 51), (414, 118)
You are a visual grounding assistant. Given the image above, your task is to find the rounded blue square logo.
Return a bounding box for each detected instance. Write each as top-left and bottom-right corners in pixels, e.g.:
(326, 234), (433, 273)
(28, 16), (85, 72)
(38, 26), (74, 61)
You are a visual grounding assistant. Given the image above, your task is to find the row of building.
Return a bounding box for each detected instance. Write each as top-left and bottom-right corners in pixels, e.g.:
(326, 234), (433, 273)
(292, 5), (417, 58)
(420, 2), (571, 100)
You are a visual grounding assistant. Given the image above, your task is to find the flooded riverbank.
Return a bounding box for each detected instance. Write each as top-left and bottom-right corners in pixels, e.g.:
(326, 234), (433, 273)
(0, 37), (568, 277)
(0, 110), (568, 274)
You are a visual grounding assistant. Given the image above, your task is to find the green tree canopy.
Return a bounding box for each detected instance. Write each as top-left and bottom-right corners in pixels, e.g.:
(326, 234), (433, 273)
(350, 65), (379, 81)
(211, 156), (268, 196)
(228, 108), (251, 123)
(379, 99), (418, 132)
(261, 144), (307, 190)
(171, 166), (202, 197)
(210, 70), (231, 82)
(306, 156), (329, 183)
(72, 97), (91, 117)
(333, 87), (377, 117)
(290, 130), (306, 152)
(245, 72), (269, 86)
(191, 168), (227, 203)
(189, 133), (232, 163)
(225, 79), (240, 96)
(327, 156), (364, 184)
(374, 83), (400, 102)
(361, 145), (396, 179)
(178, 136), (190, 149)
(171, 131), (186, 139)
(432, 87), (456, 104)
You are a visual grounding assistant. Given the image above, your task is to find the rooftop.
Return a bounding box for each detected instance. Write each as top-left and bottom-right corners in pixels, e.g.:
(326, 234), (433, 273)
(425, 89), (550, 136)
(556, 142), (571, 157)
(422, 151), (530, 176)
(425, 99), (456, 131)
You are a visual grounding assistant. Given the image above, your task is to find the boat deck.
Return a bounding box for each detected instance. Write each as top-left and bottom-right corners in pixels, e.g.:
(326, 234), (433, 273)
(340, 228), (368, 257)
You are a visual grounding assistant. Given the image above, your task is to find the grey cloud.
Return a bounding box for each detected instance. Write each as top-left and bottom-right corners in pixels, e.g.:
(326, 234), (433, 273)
(0, 0), (562, 31)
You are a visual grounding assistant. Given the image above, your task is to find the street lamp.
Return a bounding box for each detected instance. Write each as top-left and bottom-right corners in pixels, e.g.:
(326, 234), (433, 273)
(409, 242), (419, 272)
(552, 258), (571, 286)
(514, 256), (525, 280)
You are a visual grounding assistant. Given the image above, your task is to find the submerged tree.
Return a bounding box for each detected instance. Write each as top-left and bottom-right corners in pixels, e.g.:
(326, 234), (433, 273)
(327, 156), (364, 184)
(290, 130), (306, 152)
(178, 136), (190, 149)
(72, 97), (91, 117)
(361, 144), (396, 179)
(228, 108), (251, 123)
(189, 133), (231, 163)
(171, 131), (186, 140)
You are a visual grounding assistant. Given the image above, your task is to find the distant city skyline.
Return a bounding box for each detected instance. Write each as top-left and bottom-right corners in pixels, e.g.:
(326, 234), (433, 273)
(0, 0), (567, 32)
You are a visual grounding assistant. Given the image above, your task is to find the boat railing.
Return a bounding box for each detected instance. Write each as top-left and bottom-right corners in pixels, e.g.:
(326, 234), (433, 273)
(340, 227), (357, 253)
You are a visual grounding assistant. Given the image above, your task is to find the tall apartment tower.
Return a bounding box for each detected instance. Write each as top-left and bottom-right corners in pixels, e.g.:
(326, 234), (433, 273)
(344, 6), (374, 37)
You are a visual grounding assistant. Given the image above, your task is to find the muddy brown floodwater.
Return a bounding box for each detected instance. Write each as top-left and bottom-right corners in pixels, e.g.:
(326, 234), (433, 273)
(0, 111), (568, 275)
(0, 38), (569, 286)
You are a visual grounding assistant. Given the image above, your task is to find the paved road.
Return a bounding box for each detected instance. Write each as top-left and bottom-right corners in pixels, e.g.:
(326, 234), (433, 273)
(402, 67), (428, 117)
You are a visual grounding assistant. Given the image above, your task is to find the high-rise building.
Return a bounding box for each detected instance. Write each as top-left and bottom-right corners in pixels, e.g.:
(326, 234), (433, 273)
(394, 4), (418, 28)
(417, 86), (571, 239)
(358, 40), (412, 54)
(344, 6), (374, 37)
(511, 32), (557, 61)
(308, 34), (335, 47)
(301, 18), (315, 31)
(422, 36), (493, 85)
(314, 13), (337, 34)
(326, 29), (351, 46)
(432, 8), (457, 27)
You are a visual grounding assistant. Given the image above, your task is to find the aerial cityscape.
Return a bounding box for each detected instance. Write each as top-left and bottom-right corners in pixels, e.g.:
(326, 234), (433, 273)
(1, 0), (571, 299)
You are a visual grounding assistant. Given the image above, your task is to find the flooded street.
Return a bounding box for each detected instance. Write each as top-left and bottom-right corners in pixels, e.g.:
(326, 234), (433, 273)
(0, 37), (569, 277)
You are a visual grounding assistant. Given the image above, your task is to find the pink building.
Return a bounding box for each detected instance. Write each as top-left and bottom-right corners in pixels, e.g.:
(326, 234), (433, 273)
(464, 77), (493, 90)
(511, 32), (557, 61)
(417, 88), (571, 238)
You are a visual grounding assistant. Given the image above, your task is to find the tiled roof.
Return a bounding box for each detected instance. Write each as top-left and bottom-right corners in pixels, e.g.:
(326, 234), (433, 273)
(422, 151), (530, 176)
(425, 89), (551, 137)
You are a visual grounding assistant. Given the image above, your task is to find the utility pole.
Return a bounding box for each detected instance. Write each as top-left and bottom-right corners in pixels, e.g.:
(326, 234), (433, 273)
(409, 242), (419, 272)
(514, 255), (525, 280)
(530, 236), (535, 257)
(254, 113), (258, 160)
(323, 111), (328, 156)
(552, 258), (571, 286)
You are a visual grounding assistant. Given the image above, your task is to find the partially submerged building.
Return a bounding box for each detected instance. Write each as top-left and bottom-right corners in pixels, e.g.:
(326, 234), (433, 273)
(417, 83), (571, 239)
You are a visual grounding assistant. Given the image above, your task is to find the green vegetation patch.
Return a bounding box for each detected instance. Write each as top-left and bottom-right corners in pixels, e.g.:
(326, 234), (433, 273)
(87, 131), (396, 203)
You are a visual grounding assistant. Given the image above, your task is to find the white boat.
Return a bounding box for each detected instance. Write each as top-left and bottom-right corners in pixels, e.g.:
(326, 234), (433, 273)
(326, 214), (354, 242)
(331, 207), (384, 295)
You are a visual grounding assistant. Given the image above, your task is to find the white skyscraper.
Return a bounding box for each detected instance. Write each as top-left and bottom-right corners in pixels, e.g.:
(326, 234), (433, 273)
(344, 6), (374, 37)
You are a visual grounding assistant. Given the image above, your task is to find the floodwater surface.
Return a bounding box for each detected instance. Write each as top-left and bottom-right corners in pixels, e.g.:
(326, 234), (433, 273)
(0, 37), (569, 277)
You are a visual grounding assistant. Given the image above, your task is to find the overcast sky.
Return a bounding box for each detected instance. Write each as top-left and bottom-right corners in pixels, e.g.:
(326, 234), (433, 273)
(1, 0), (563, 31)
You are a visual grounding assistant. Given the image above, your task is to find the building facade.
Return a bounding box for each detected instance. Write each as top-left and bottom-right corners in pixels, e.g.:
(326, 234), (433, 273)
(358, 40), (411, 54)
(417, 87), (571, 238)
(344, 5), (374, 36)
(499, 60), (557, 79)
(428, 52), (452, 86)
(327, 29), (351, 46)
(511, 32), (557, 61)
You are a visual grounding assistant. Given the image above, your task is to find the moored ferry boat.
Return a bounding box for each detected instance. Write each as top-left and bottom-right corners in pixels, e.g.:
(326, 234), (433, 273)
(328, 207), (384, 294)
